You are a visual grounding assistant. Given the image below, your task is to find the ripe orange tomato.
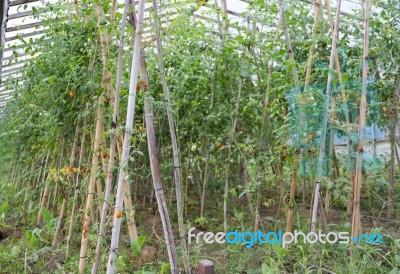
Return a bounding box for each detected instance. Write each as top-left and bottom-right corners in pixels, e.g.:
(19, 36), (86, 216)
(141, 82), (148, 90)
(115, 210), (122, 218)
(69, 90), (75, 97)
(136, 80), (148, 92)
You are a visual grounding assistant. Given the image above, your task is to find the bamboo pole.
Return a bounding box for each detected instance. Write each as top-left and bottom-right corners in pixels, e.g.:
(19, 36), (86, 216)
(304, 0), (322, 89)
(200, 148), (210, 218)
(311, 0), (342, 233)
(52, 121), (81, 249)
(387, 79), (400, 219)
(144, 97), (179, 274)
(92, 1), (131, 272)
(351, 0), (371, 239)
(51, 136), (66, 215)
(223, 77), (242, 233)
(36, 151), (50, 226)
(280, 0), (301, 92)
(220, 0), (228, 30)
(78, 97), (105, 274)
(151, 0), (190, 271)
(78, 2), (114, 270)
(280, 0), (303, 230)
(286, 0), (321, 234)
(247, 11), (282, 231)
(122, 180), (138, 239)
(117, 0), (150, 245)
(324, 0), (353, 216)
(34, 155), (46, 192)
(255, 14), (283, 231)
(214, 0), (238, 232)
(52, 192), (67, 248)
(106, 1), (145, 272)
(96, 2), (114, 218)
(66, 114), (88, 258)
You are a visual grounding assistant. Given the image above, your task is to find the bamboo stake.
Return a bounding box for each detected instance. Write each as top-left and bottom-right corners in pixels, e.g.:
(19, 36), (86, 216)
(325, 0), (349, 120)
(280, 0), (304, 230)
(106, 1), (145, 272)
(220, 0), (228, 30)
(242, 160), (253, 213)
(122, 180), (138, 239)
(200, 149), (210, 218)
(255, 15), (283, 231)
(387, 79), (400, 219)
(52, 121), (81, 249)
(144, 97), (179, 274)
(78, 2), (113, 270)
(311, 0), (342, 233)
(286, 0), (321, 234)
(304, 0), (322, 89)
(52, 136), (66, 215)
(34, 155), (46, 192)
(36, 151), (50, 225)
(324, 0), (353, 216)
(66, 114), (88, 258)
(52, 191), (67, 248)
(117, 0), (149, 245)
(96, 2), (114, 218)
(92, 1), (131, 272)
(247, 12), (281, 231)
(216, 0), (239, 232)
(78, 98), (105, 274)
(151, 0), (190, 271)
(351, 0), (371, 239)
(224, 77), (243, 232)
(280, 0), (301, 92)
(388, 125), (395, 219)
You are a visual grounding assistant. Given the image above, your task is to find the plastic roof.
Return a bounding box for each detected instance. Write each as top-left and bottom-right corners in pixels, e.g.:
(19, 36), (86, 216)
(0, 0), (365, 118)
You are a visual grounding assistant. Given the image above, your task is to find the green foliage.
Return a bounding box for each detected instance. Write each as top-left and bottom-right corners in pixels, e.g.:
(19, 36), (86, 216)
(39, 208), (53, 230)
(194, 217), (208, 230)
(261, 263), (280, 274)
(131, 235), (148, 256)
(160, 262), (171, 274)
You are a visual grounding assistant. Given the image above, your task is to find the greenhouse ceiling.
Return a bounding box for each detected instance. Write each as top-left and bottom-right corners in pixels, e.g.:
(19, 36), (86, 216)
(0, 0), (365, 118)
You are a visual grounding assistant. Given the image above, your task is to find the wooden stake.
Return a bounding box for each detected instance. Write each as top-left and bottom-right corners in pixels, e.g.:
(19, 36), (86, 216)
(151, 0), (191, 270)
(325, 0), (353, 217)
(52, 121), (81, 249)
(144, 97), (179, 274)
(37, 152), (50, 226)
(351, 0), (371, 239)
(78, 97), (105, 274)
(92, 1), (131, 272)
(66, 114), (88, 259)
(106, 1), (145, 272)
(280, 0), (303, 231)
(387, 79), (400, 219)
(286, 0), (321, 234)
(311, 0), (342, 233)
